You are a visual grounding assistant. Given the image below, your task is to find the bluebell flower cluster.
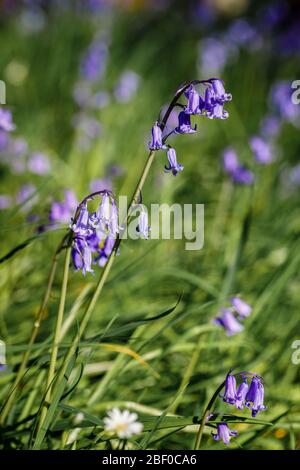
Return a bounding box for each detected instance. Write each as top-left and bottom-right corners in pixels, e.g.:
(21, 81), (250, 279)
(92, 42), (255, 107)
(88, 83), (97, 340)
(214, 296), (252, 336)
(211, 371), (266, 445)
(148, 78), (232, 176)
(70, 191), (118, 275)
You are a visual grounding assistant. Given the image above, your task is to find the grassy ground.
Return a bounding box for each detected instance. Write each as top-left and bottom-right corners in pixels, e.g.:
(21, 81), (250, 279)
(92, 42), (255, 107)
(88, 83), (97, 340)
(0, 1), (300, 450)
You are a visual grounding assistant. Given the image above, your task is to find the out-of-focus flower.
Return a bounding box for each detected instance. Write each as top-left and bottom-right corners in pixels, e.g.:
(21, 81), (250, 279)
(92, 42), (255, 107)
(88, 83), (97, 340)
(214, 308), (244, 336)
(19, 7), (46, 34)
(0, 195), (12, 209)
(164, 147), (183, 176)
(90, 178), (112, 193)
(80, 39), (108, 82)
(212, 423), (237, 445)
(260, 115), (281, 138)
(222, 148), (254, 185)
(198, 37), (232, 76)
(149, 122), (164, 150)
(270, 81), (300, 125)
(246, 376), (266, 417)
(250, 136), (273, 165)
(175, 111), (197, 134)
(0, 108), (15, 132)
(104, 408), (143, 439)
(16, 184), (37, 211)
(225, 18), (261, 49)
(50, 190), (78, 225)
(73, 114), (102, 139)
(28, 152), (51, 174)
(0, 130), (9, 151)
(114, 70), (141, 103)
(231, 297), (252, 318)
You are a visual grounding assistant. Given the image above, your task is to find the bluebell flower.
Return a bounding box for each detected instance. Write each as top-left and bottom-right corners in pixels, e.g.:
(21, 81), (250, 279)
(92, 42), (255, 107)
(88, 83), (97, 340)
(164, 147), (184, 176)
(185, 86), (203, 114)
(204, 79), (231, 120)
(50, 190), (78, 225)
(137, 206), (150, 239)
(72, 238), (94, 276)
(221, 372), (237, 404)
(246, 376), (266, 417)
(214, 308), (244, 336)
(212, 423), (237, 445)
(235, 380), (249, 410)
(175, 111), (197, 134)
(149, 122), (164, 150)
(71, 203), (93, 236)
(95, 235), (115, 267)
(231, 297), (252, 318)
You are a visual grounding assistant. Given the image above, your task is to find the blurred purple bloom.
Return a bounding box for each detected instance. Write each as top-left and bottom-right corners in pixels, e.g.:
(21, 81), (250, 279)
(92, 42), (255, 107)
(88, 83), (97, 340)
(0, 109), (15, 132)
(222, 372), (237, 404)
(231, 297), (252, 318)
(90, 91), (110, 109)
(226, 19), (261, 49)
(0, 195), (12, 209)
(198, 38), (232, 76)
(212, 423), (237, 445)
(214, 308), (244, 336)
(175, 112), (197, 134)
(222, 148), (254, 185)
(149, 122), (164, 150)
(28, 152), (51, 174)
(73, 114), (102, 139)
(16, 184), (37, 211)
(246, 376), (266, 417)
(0, 130), (9, 151)
(114, 70), (140, 103)
(73, 81), (92, 107)
(164, 147), (183, 176)
(250, 136), (273, 164)
(260, 115), (281, 138)
(270, 81), (300, 124)
(72, 237), (93, 275)
(50, 190), (78, 224)
(90, 178), (112, 193)
(235, 380), (249, 410)
(80, 40), (108, 82)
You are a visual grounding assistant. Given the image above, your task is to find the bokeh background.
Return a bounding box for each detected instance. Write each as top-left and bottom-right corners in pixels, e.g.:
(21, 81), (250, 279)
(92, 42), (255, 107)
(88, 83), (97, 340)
(1, 0), (300, 450)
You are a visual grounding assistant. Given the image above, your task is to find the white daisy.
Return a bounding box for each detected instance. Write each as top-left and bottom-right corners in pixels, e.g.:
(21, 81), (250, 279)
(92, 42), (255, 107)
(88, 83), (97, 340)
(103, 408), (143, 439)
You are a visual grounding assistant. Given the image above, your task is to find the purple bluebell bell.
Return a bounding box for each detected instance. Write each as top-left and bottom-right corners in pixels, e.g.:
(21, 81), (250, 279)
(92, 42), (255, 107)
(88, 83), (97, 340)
(185, 86), (203, 115)
(246, 376), (266, 417)
(222, 372), (237, 404)
(260, 115), (281, 138)
(149, 122), (164, 150)
(231, 297), (252, 318)
(235, 380), (249, 410)
(212, 423), (237, 445)
(0, 109), (15, 132)
(205, 79), (231, 120)
(96, 235), (115, 267)
(270, 81), (300, 124)
(214, 308), (244, 336)
(72, 237), (93, 275)
(175, 112), (197, 134)
(250, 136), (273, 165)
(137, 207), (150, 239)
(164, 147), (183, 176)
(71, 203), (93, 236)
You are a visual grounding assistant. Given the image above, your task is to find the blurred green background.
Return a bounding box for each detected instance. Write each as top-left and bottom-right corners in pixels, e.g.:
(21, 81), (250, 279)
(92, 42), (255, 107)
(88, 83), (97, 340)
(0, 0), (300, 450)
